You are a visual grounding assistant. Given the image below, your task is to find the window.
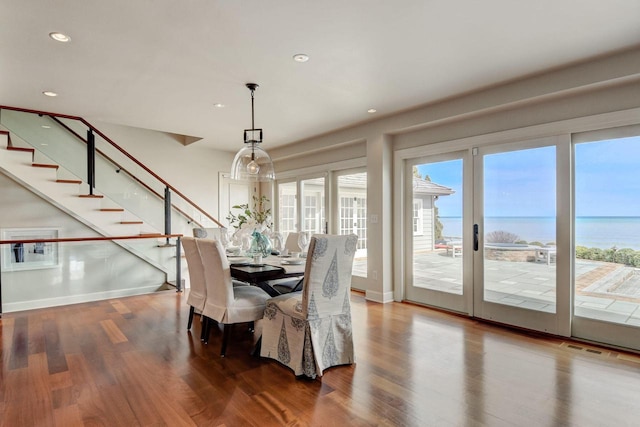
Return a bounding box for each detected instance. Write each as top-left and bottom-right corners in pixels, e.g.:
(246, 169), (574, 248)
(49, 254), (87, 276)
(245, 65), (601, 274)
(413, 199), (424, 235)
(278, 182), (297, 234)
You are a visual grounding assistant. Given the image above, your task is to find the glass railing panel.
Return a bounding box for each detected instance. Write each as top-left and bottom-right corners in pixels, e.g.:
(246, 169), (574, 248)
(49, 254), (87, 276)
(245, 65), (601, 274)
(2, 108), (220, 235)
(1, 109), (88, 180)
(0, 237), (181, 313)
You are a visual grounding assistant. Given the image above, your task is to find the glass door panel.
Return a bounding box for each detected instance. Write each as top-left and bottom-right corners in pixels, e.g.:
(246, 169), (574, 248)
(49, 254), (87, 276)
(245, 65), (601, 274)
(475, 142), (559, 333)
(573, 133), (640, 350)
(405, 155), (468, 313)
(338, 172), (367, 278)
(277, 181), (297, 234)
(301, 177), (325, 234)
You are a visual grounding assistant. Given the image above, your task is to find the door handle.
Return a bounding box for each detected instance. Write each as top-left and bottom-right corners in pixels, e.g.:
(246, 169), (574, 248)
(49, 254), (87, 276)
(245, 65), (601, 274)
(474, 224), (479, 251)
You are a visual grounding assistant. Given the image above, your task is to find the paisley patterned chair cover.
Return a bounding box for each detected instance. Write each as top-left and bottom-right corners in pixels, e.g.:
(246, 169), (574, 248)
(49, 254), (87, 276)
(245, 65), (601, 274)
(260, 234), (358, 378)
(192, 227), (221, 240)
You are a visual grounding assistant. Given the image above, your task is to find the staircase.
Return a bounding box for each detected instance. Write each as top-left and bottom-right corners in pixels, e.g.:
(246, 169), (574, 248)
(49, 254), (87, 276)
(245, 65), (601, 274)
(0, 129), (178, 278)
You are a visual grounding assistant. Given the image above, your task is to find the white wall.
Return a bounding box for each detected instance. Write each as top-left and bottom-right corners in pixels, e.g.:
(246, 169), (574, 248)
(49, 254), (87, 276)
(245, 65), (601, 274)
(0, 173), (167, 312)
(268, 47), (640, 303)
(92, 121), (235, 221)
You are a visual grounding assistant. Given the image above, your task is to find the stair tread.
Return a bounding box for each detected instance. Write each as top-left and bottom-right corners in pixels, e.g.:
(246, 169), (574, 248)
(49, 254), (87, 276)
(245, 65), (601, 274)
(56, 179), (82, 184)
(100, 208), (125, 212)
(78, 194), (104, 198)
(8, 146), (35, 153)
(32, 163), (59, 169)
(121, 221), (144, 224)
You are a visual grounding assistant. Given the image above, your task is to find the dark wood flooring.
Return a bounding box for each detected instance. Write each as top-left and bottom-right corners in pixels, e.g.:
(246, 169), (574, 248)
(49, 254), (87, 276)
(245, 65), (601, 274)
(2, 290), (640, 426)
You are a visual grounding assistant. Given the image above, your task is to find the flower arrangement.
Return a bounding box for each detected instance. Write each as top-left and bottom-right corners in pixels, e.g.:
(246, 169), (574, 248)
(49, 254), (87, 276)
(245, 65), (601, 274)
(226, 195), (272, 232)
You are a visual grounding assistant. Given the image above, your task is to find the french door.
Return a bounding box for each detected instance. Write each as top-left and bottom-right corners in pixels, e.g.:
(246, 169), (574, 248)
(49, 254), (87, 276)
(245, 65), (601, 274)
(473, 138), (563, 333)
(404, 152), (471, 314)
(405, 137), (564, 333)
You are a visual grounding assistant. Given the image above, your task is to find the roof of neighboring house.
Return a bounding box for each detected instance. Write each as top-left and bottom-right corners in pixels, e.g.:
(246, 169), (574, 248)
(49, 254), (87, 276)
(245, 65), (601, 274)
(413, 178), (455, 196)
(325, 173), (454, 197)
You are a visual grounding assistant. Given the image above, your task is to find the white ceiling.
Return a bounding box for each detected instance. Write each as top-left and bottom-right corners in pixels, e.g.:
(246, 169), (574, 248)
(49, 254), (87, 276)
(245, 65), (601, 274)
(2, 0), (639, 153)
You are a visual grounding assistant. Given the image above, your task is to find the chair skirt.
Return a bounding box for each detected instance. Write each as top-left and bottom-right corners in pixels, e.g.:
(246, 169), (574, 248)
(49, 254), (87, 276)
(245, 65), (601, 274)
(260, 291), (354, 378)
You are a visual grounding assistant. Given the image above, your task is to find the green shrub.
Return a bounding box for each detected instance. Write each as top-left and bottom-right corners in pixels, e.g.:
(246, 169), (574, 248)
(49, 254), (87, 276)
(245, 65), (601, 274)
(576, 245), (640, 266)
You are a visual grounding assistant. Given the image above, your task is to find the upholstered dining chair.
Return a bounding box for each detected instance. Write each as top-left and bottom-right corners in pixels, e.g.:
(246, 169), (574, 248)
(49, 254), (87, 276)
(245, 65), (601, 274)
(192, 227), (221, 240)
(182, 237), (207, 331)
(260, 234), (358, 378)
(196, 238), (271, 356)
(284, 232), (301, 253)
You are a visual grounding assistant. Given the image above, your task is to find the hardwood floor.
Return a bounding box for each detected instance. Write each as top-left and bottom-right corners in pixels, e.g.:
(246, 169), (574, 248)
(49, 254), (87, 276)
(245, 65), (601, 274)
(2, 290), (640, 426)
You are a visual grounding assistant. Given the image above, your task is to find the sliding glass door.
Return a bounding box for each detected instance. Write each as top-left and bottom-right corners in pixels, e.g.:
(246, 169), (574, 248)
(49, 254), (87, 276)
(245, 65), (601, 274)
(572, 129), (640, 349)
(474, 139), (560, 333)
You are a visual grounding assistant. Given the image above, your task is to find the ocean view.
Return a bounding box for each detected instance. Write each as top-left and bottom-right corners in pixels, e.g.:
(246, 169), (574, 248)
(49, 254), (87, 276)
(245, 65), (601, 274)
(439, 216), (640, 250)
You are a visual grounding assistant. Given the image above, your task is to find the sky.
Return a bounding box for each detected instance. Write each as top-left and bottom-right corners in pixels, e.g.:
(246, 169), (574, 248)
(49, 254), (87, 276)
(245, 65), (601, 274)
(416, 135), (640, 218)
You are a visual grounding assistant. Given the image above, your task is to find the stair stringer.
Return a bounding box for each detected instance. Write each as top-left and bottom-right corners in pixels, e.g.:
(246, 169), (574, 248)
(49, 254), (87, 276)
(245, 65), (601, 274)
(0, 139), (181, 281)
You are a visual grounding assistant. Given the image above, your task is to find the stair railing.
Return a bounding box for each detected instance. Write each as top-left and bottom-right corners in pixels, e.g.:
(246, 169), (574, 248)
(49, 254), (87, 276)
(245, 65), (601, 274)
(0, 233), (184, 316)
(0, 105), (224, 242)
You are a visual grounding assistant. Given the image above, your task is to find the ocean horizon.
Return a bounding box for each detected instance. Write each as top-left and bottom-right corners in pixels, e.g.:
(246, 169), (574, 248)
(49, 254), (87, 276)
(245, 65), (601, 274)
(439, 216), (640, 250)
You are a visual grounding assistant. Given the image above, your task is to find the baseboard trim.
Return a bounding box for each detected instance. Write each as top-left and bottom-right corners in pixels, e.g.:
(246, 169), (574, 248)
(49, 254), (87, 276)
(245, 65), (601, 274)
(2, 285), (164, 313)
(365, 289), (395, 304)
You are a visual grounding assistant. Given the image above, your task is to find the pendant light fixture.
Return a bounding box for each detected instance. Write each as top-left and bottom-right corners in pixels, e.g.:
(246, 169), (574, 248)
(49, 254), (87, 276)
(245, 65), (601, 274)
(230, 83), (275, 181)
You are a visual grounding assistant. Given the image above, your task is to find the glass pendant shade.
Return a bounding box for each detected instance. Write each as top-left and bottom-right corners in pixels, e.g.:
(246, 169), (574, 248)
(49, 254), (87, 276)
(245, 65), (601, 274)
(230, 83), (276, 181)
(230, 143), (275, 181)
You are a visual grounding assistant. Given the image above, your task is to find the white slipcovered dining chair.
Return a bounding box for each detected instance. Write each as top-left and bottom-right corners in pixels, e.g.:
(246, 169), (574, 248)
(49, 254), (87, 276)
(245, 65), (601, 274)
(197, 238), (271, 356)
(284, 232), (301, 253)
(192, 227), (222, 240)
(182, 237), (207, 331)
(260, 234), (358, 378)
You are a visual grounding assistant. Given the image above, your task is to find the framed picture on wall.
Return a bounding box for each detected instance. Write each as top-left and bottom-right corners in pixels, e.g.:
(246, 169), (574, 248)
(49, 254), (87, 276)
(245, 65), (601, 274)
(1, 228), (60, 271)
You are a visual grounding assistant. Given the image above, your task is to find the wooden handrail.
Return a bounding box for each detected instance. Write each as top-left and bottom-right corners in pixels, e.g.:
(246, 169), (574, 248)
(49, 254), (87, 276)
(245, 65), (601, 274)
(0, 105), (224, 227)
(0, 233), (183, 245)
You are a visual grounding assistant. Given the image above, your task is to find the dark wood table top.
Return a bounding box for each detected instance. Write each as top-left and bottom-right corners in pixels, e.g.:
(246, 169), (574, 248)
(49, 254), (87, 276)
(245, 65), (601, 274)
(229, 256), (305, 284)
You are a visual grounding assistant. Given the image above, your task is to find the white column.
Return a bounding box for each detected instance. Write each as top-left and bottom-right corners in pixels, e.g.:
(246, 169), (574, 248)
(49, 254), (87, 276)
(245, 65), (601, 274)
(365, 134), (394, 303)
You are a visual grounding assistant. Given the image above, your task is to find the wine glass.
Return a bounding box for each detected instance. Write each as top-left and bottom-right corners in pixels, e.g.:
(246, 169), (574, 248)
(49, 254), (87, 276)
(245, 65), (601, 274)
(297, 231), (310, 256)
(271, 231), (284, 254)
(241, 233), (252, 254)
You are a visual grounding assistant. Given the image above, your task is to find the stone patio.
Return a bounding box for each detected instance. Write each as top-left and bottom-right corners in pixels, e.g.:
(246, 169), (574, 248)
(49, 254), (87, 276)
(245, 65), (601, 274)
(353, 250), (640, 326)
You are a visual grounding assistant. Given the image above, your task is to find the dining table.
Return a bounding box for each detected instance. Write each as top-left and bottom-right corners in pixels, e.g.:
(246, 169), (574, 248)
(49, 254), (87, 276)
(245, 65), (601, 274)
(228, 255), (306, 297)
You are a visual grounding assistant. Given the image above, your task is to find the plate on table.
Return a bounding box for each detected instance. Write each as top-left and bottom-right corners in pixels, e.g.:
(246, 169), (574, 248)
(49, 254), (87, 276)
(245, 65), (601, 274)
(228, 256), (250, 264)
(230, 262), (250, 267)
(281, 259), (304, 265)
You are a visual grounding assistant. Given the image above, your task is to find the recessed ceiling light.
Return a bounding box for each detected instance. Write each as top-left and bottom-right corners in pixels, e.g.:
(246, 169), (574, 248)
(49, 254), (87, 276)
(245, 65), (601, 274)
(41, 125), (51, 129)
(49, 32), (71, 43)
(41, 143), (49, 146)
(293, 53), (309, 63)
(367, 108), (377, 114)
(213, 103), (225, 108)
(43, 91), (58, 97)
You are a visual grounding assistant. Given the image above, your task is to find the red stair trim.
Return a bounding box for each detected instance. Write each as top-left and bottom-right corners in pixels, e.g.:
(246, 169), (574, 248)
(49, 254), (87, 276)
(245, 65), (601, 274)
(120, 221), (143, 225)
(79, 194), (104, 198)
(100, 208), (125, 212)
(7, 146), (34, 153)
(32, 163), (59, 170)
(56, 179), (82, 184)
